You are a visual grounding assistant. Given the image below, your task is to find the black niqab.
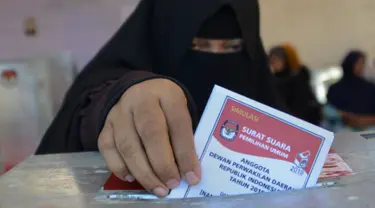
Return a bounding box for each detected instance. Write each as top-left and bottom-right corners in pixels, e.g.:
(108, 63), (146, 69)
(72, 0), (261, 93)
(174, 6), (255, 115)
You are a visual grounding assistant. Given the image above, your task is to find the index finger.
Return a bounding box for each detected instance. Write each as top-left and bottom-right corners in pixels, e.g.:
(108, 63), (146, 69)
(160, 95), (201, 186)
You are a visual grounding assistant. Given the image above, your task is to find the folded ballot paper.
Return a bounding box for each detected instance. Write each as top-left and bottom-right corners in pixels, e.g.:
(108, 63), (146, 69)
(102, 85), (334, 199)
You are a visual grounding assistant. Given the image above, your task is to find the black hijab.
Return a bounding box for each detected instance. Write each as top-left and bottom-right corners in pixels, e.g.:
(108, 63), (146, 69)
(71, 0), (261, 95)
(328, 50), (375, 114)
(341, 50), (365, 81)
(36, 0), (282, 154)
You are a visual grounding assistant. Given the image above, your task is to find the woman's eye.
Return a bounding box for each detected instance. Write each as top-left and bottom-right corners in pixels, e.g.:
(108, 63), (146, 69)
(223, 40), (235, 49)
(200, 41), (210, 47)
(193, 39), (210, 48)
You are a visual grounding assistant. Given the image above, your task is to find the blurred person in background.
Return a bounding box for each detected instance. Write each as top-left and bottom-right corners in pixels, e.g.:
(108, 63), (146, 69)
(327, 50), (375, 130)
(363, 58), (375, 84)
(35, 0), (285, 198)
(269, 44), (322, 125)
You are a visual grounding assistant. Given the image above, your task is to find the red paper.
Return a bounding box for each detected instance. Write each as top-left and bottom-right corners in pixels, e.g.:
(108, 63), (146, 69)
(318, 152), (354, 179)
(103, 174), (145, 191)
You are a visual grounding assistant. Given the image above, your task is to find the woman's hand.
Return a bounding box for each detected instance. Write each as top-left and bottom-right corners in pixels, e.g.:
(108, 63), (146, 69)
(98, 78), (201, 198)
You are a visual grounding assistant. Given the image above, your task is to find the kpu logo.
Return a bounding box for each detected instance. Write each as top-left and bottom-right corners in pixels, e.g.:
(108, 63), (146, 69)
(290, 150), (311, 176)
(294, 151), (311, 169)
(220, 120), (239, 141)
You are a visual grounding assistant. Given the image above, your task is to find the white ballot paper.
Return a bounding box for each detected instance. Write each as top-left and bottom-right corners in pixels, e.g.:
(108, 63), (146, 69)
(167, 85), (334, 199)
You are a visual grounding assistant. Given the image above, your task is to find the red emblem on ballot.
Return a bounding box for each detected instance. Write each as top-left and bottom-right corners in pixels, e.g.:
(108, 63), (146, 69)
(1, 69), (18, 87)
(220, 120), (239, 141)
(294, 151), (311, 169)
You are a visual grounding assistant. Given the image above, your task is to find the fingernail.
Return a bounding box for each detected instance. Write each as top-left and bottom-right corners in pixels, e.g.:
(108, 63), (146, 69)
(153, 187), (169, 198)
(124, 175), (135, 182)
(185, 171), (199, 185)
(166, 179), (180, 189)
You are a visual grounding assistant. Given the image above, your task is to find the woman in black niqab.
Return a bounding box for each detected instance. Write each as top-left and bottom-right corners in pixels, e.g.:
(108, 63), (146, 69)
(36, 0), (282, 154)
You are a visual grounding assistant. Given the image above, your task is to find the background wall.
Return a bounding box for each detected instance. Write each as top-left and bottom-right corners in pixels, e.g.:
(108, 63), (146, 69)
(0, 0), (133, 69)
(260, 0), (375, 68)
(0, 0), (374, 69)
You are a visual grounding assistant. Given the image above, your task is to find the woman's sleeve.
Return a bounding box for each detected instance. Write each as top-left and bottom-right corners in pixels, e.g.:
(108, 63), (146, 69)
(35, 70), (197, 154)
(35, 70), (157, 154)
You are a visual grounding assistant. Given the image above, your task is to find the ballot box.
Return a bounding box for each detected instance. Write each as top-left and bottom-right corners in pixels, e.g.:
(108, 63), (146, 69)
(0, 53), (75, 175)
(1, 130), (374, 207)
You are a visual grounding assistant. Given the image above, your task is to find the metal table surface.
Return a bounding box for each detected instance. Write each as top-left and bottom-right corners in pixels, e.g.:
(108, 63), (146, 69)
(1, 131), (375, 208)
